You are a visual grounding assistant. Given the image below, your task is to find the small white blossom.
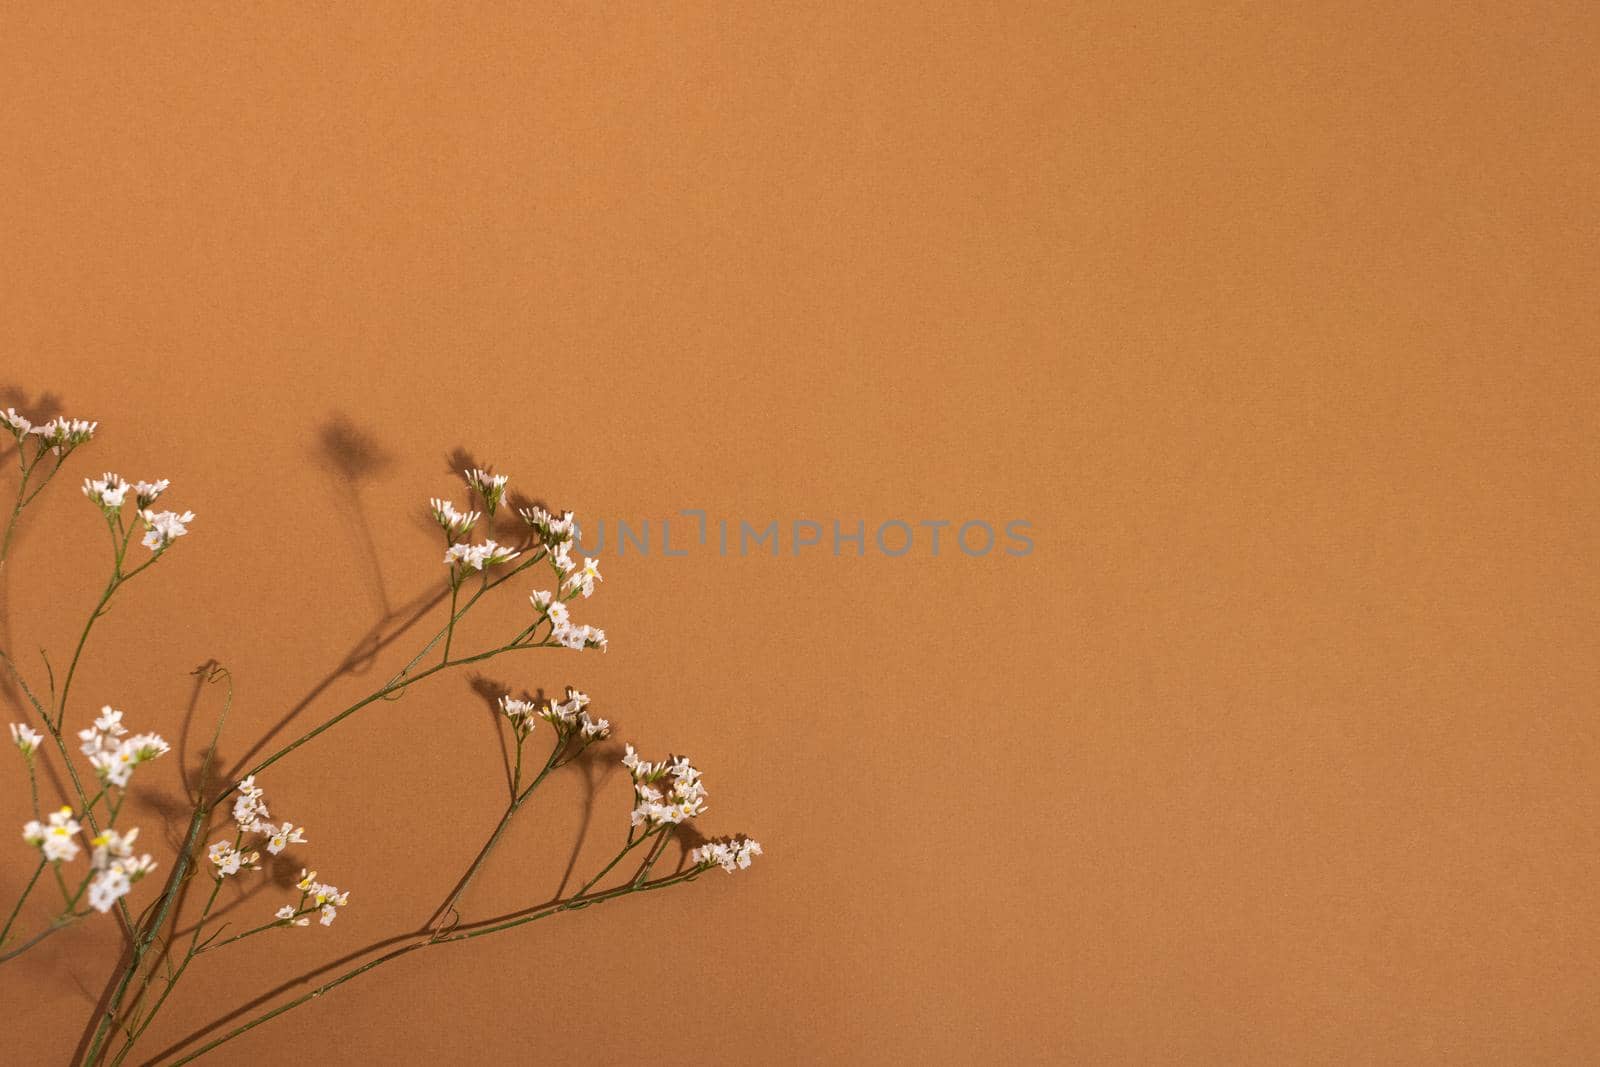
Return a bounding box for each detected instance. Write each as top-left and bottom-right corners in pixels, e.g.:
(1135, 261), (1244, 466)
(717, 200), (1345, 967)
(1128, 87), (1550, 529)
(552, 622), (606, 652)
(690, 838), (763, 873)
(232, 775), (268, 829)
(9, 723), (41, 756)
(629, 752), (709, 827)
(83, 472), (131, 510)
(1, 408), (31, 440)
(276, 904), (310, 927)
(429, 498), (480, 540)
(24, 806), (82, 862)
(499, 695), (538, 734)
(578, 712), (610, 740)
(86, 828), (157, 911)
(444, 540), (519, 572)
(519, 505), (575, 546)
(293, 869), (350, 926)
(139, 509), (194, 552)
(87, 868), (132, 912)
(87, 728), (170, 788)
(208, 840), (259, 878)
(546, 600), (569, 628)
(30, 416), (97, 454)
(463, 469), (509, 515)
(263, 821), (307, 855)
(133, 479), (169, 508)
(95, 706), (128, 737)
(564, 556), (602, 599)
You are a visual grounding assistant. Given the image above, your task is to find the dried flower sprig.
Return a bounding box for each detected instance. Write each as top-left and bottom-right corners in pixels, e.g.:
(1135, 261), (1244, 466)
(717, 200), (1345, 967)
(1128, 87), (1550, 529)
(0, 400), (761, 1066)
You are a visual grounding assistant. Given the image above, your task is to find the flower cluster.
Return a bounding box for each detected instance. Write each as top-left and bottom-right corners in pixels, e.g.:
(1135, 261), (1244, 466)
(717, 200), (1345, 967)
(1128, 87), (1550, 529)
(624, 747), (709, 827)
(83, 472), (131, 509)
(208, 775), (290, 878)
(279, 869), (350, 927)
(3, 408), (98, 455)
(78, 706), (171, 788)
(444, 540), (519, 572)
(80, 469), (193, 553)
(87, 828), (158, 913)
(689, 837), (763, 874)
(529, 588), (607, 651)
(498, 695), (539, 737)
(208, 840), (260, 877)
(519, 499), (607, 650)
(9, 722), (42, 757)
(463, 469), (508, 516)
(210, 777), (343, 930)
(518, 504), (574, 546)
(430, 465), (529, 574)
(139, 508), (194, 552)
(23, 806), (82, 863)
(430, 498), (479, 541)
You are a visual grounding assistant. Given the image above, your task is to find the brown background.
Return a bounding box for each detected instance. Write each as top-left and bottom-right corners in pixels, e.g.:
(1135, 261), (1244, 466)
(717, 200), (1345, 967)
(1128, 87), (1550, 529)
(1, 4), (1597, 1064)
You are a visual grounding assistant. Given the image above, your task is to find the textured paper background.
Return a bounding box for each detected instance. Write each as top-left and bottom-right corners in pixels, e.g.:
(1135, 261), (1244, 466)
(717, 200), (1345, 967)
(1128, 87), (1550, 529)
(1, 5), (1597, 1064)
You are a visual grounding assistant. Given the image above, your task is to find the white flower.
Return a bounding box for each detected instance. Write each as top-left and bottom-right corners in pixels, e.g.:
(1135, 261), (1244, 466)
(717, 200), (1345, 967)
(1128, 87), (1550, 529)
(95, 706), (128, 737)
(553, 623), (603, 651)
(545, 600), (569, 627)
(499, 695), (538, 734)
(539, 697), (577, 729)
(519, 505), (575, 546)
(429, 498), (480, 539)
(263, 821), (307, 855)
(88, 867), (132, 913)
(622, 744), (660, 782)
(24, 807), (82, 862)
(629, 753), (709, 826)
(83, 472), (131, 509)
(1, 408), (31, 440)
(232, 776), (268, 829)
(530, 589), (553, 613)
(208, 841), (259, 878)
(443, 540), (519, 572)
(30, 417), (97, 454)
(9, 722), (41, 756)
(87, 728), (170, 788)
(139, 509), (194, 552)
(463, 469), (509, 515)
(90, 826), (138, 869)
(578, 712), (609, 740)
(276, 904), (310, 927)
(690, 838), (762, 873)
(85, 828), (157, 911)
(551, 540), (575, 574)
(133, 479), (169, 508)
(124, 733), (170, 762)
(564, 556), (602, 598)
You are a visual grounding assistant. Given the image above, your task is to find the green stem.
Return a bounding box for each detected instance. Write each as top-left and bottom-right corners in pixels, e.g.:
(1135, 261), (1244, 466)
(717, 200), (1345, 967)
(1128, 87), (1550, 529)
(0, 910), (83, 963)
(0, 858), (46, 947)
(0, 449), (39, 570)
(109, 877), (224, 1065)
(441, 576), (461, 663)
(432, 742), (563, 929)
(225, 635), (555, 804)
(82, 671), (233, 1066)
(55, 572), (119, 730)
(164, 866), (704, 1066)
